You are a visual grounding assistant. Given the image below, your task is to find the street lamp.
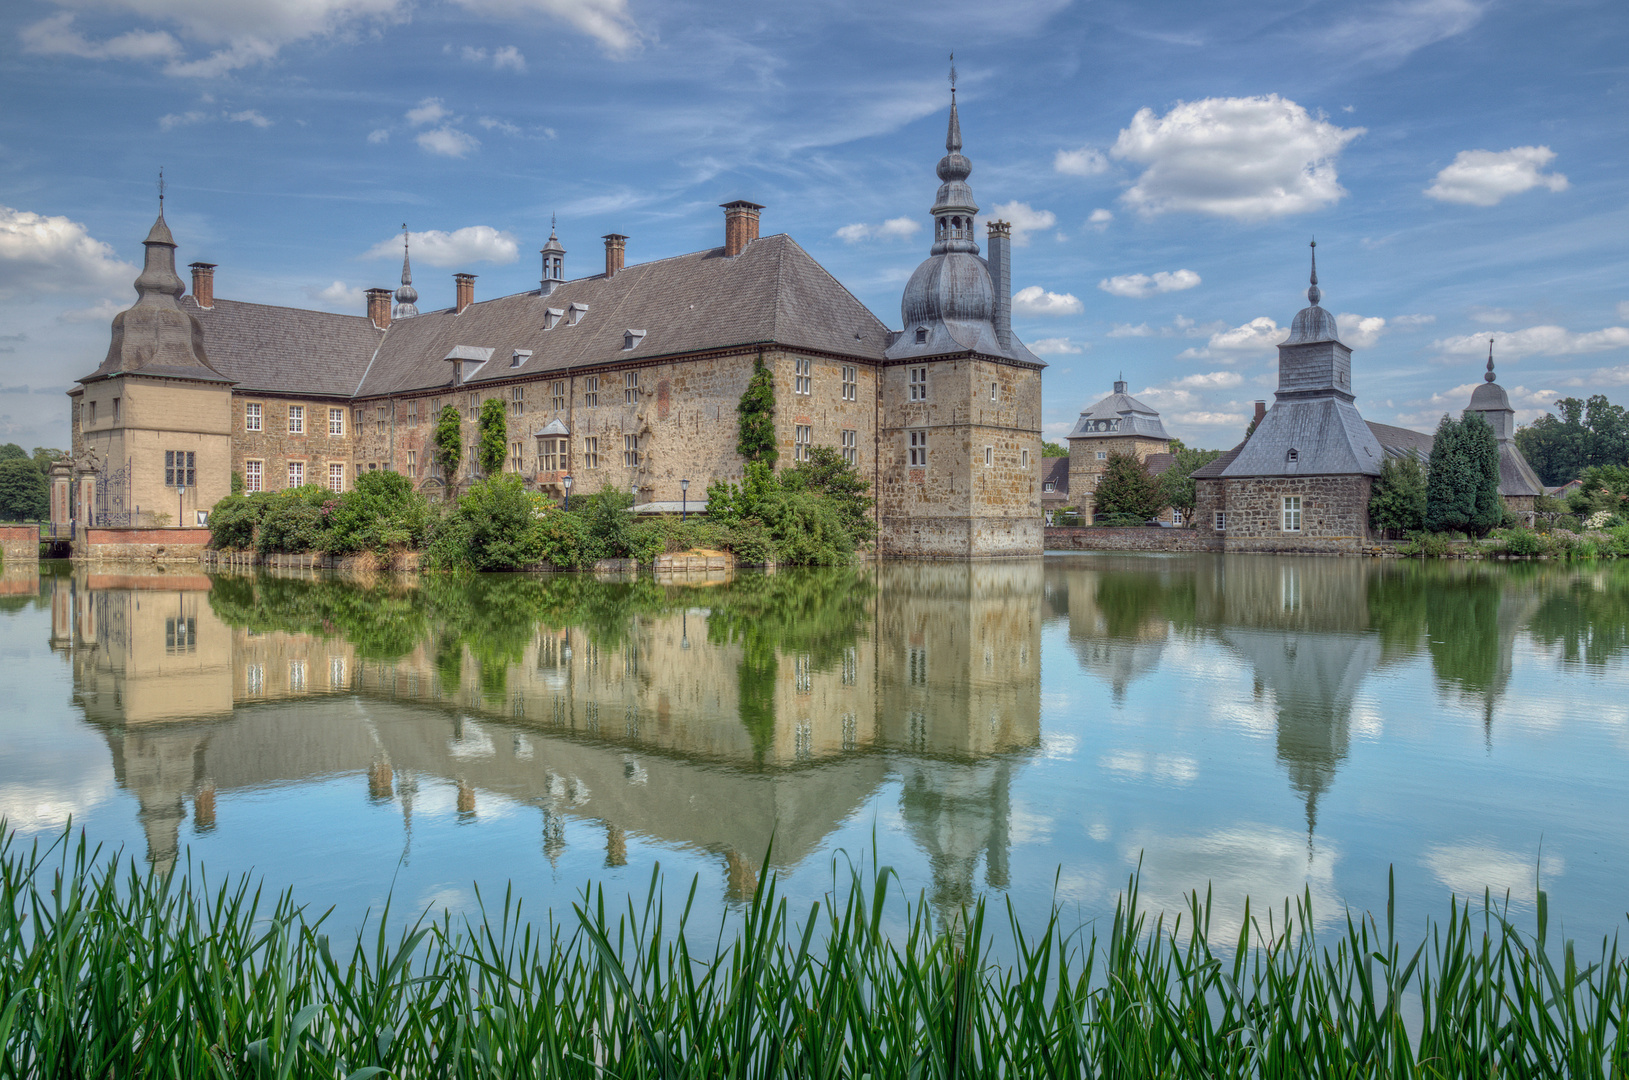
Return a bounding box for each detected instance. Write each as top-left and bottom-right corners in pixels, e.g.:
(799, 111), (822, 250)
(680, 478), (689, 522)
(630, 480), (639, 511)
(561, 473), (572, 511)
(176, 484), (185, 529)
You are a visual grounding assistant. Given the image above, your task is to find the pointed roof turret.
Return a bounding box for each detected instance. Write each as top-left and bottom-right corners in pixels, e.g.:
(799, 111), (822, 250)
(540, 214), (566, 294)
(1286, 239), (1339, 343)
(393, 224), (419, 319)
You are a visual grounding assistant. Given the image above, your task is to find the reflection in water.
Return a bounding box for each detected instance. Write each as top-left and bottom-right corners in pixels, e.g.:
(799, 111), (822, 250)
(24, 554), (1629, 926)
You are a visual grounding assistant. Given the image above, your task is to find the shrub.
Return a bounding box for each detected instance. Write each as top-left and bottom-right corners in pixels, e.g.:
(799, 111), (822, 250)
(580, 485), (636, 561)
(206, 493), (263, 549)
(782, 446), (875, 545)
(1605, 525), (1629, 558)
(1097, 511), (1151, 527)
(1399, 530), (1451, 558)
(426, 475), (543, 571)
(1369, 456), (1427, 534)
(1498, 527), (1544, 557)
(723, 519), (775, 564)
(324, 471), (434, 558)
(477, 397), (507, 477)
(535, 506), (588, 569)
(255, 486), (331, 553)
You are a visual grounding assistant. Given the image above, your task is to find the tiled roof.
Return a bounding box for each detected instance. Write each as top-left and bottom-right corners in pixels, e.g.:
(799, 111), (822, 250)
(355, 234), (891, 398)
(1144, 452), (1177, 477)
(1040, 456), (1069, 498)
(1497, 443), (1544, 498)
(181, 296), (382, 398)
(1366, 420), (1433, 460)
(1221, 398), (1383, 478)
(1192, 443), (1243, 479)
(1068, 388), (1169, 440)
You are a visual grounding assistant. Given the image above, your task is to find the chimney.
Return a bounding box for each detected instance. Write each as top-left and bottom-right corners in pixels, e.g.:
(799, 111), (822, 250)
(986, 221), (1012, 350)
(454, 272), (477, 314)
(366, 287), (393, 330)
(1254, 399), (1267, 426)
(721, 200), (764, 257)
(188, 262), (216, 309)
(603, 234), (627, 277)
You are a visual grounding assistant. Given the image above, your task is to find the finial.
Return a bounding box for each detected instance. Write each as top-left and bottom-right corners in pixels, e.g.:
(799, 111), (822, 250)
(949, 52), (957, 93)
(1306, 238), (1321, 307)
(551, 212), (557, 232)
(944, 56), (963, 155)
(1486, 338), (1496, 383)
(158, 167), (166, 213)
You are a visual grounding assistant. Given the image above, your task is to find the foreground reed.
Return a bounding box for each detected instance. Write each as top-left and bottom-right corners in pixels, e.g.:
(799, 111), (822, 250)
(2, 826), (1626, 1078)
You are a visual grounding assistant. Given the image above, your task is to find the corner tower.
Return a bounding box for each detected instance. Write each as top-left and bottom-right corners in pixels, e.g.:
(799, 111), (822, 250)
(879, 64), (1045, 559)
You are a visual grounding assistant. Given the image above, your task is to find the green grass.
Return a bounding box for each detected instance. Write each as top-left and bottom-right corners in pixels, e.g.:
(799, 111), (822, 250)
(2, 825), (1627, 1078)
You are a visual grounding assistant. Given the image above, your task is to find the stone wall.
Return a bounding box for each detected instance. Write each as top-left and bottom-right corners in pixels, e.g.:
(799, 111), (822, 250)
(0, 525), (39, 564)
(1066, 434), (1169, 523)
(75, 526), (213, 562)
(1044, 526), (1222, 553)
(1197, 474), (1375, 554)
(232, 393), (357, 495)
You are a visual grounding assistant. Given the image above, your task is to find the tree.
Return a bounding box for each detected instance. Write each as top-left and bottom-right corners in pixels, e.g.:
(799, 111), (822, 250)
(1425, 413), (1502, 535)
(1516, 394), (1629, 486)
(1092, 450), (1162, 522)
(431, 405), (464, 489)
(31, 447), (64, 475)
(782, 445), (876, 544)
(477, 396), (507, 477)
(1041, 441), (1068, 457)
(736, 355), (777, 465)
(1368, 455), (1427, 534)
(0, 444), (27, 464)
(0, 458), (48, 520)
(1159, 445), (1221, 516)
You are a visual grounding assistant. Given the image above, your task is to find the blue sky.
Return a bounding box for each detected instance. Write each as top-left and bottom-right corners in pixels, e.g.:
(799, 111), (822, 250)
(0, 0), (1625, 452)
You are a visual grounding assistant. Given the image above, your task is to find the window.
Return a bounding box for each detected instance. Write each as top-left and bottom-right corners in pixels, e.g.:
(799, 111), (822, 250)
(353, 407), (363, 429)
(244, 402), (261, 431)
(1286, 448), (1299, 463)
(984, 446), (993, 466)
(1043, 480), (1055, 492)
(915, 326), (928, 344)
(991, 382), (998, 402)
(908, 366), (927, 401)
(795, 425), (812, 461)
(288, 460), (304, 487)
(164, 450), (196, 487)
(908, 430), (927, 467)
(542, 438), (566, 472)
(246, 664), (264, 696)
(407, 401), (418, 426)
(376, 406), (387, 435)
(510, 440), (523, 472)
(842, 365), (857, 401)
(245, 460), (263, 492)
(1096, 450), (1107, 460)
(106, 397), (117, 423)
(511, 386), (524, 418)
(1022, 450), (1030, 468)
(405, 450), (417, 479)
(88, 401), (96, 424)
(330, 656), (346, 689)
(328, 463), (344, 492)
(288, 405), (304, 434)
(623, 433), (640, 467)
(623, 329), (646, 350)
(841, 428), (857, 465)
(1214, 511), (1226, 531)
(585, 376), (599, 407)
(1172, 509), (1184, 526)
(290, 661), (306, 693)
(165, 617), (195, 653)
(552, 380), (566, 411)
(794, 357), (811, 395)
(1282, 496), (1302, 532)
(624, 370), (638, 404)
(584, 436), (599, 468)
(467, 393), (479, 420)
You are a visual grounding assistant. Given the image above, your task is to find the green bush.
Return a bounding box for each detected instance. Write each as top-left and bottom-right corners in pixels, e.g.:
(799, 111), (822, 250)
(1498, 527), (1544, 557)
(324, 471), (434, 557)
(723, 518), (775, 564)
(206, 493), (263, 549)
(255, 486), (331, 554)
(580, 485), (636, 561)
(535, 506), (588, 569)
(1605, 525), (1629, 558)
(425, 475), (543, 571)
(1097, 511), (1151, 527)
(1398, 530), (1451, 558)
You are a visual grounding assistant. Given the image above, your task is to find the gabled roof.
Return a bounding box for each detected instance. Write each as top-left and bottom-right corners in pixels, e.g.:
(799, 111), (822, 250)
(1366, 421), (1433, 461)
(1192, 443), (1243, 479)
(180, 296), (382, 398)
(1144, 452), (1177, 477)
(1040, 456), (1069, 498)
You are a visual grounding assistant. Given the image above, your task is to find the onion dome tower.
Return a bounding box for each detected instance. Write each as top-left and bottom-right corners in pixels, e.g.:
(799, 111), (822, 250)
(393, 225), (419, 320)
(1463, 339), (1543, 507)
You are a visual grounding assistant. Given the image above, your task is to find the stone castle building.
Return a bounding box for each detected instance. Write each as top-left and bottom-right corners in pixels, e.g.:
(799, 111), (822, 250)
(1064, 380), (1179, 524)
(65, 88), (1044, 558)
(1463, 342), (1543, 518)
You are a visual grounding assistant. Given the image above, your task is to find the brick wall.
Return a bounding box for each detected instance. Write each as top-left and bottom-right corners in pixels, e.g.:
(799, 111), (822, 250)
(75, 526), (213, 562)
(1044, 526), (1222, 553)
(0, 525), (39, 564)
(232, 393), (358, 495)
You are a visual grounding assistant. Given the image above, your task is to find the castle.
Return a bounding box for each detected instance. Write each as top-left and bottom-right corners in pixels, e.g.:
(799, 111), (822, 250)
(63, 86), (1046, 559)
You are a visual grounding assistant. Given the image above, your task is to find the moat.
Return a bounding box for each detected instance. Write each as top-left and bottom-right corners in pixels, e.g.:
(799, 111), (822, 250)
(2, 554), (1626, 941)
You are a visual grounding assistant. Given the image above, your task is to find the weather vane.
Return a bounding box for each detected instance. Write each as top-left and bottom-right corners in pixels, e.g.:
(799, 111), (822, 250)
(949, 52), (957, 92)
(158, 167), (165, 209)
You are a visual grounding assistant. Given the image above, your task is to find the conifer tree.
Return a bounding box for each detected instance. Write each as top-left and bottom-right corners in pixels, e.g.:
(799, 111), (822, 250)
(1092, 450), (1162, 522)
(737, 356), (778, 466)
(478, 397), (507, 477)
(1425, 413), (1503, 535)
(1369, 455), (1427, 533)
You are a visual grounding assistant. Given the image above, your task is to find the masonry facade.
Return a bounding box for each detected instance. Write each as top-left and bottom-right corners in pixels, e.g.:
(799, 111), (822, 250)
(65, 90), (1043, 559)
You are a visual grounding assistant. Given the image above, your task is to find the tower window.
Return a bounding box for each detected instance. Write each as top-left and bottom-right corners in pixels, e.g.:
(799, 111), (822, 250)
(991, 382), (998, 402)
(842, 365), (857, 401)
(915, 327), (928, 344)
(909, 367), (927, 401)
(1022, 449), (1030, 468)
(984, 446), (993, 466)
(164, 450), (196, 488)
(908, 429), (928, 467)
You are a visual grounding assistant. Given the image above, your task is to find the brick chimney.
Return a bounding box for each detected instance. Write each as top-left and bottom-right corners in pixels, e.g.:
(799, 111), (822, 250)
(454, 272), (476, 314)
(189, 262), (216, 309)
(603, 234), (627, 277)
(721, 200), (763, 257)
(986, 221), (1012, 351)
(1254, 400), (1267, 425)
(366, 287), (393, 330)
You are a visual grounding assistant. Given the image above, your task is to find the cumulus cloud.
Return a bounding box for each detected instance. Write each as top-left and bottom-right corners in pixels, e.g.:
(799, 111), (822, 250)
(1425, 146), (1569, 206)
(1321, 0), (1485, 63)
(834, 217), (921, 243)
(1434, 324), (1629, 360)
(0, 205), (136, 297)
(1087, 208), (1113, 229)
(407, 97), (452, 126)
(1011, 285), (1083, 317)
(228, 109), (272, 127)
(988, 201), (1056, 246)
(1054, 146), (1109, 176)
(449, 0), (641, 53)
(1335, 313), (1387, 349)
(417, 127), (480, 157)
(1029, 337), (1084, 355)
(305, 281), (365, 311)
(1111, 94), (1364, 220)
(1178, 316), (1288, 360)
(1097, 269), (1201, 299)
(365, 226), (519, 267)
(58, 298), (127, 324)
(459, 44), (527, 71)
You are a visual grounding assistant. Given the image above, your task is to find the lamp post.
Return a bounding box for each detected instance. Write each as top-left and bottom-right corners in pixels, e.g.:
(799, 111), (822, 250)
(561, 473), (572, 511)
(176, 484), (185, 529)
(680, 478), (689, 522)
(630, 480), (639, 511)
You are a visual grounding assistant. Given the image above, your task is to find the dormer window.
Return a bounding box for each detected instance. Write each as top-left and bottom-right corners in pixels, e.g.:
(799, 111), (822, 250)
(915, 326), (928, 344)
(623, 329), (646, 351)
(543, 307), (564, 330)
(567, 302), (589, 326)
(511, 349), (532, 368)
(1286, 448), (1299, 463)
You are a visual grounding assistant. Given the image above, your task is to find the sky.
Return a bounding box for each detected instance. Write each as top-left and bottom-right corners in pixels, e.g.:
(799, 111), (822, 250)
(0, 0), (1626, 452)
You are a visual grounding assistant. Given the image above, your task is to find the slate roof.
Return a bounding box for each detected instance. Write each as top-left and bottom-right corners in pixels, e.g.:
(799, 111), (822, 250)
(1366, 421), (1434, 461)
(1067, 386), (1170, 440)
(1192, 443), (1243, 479)
(1040, 456), (1069, 501)
(179, 296), (382, 398)
(1221, 398), (1384, 478)
(1496, 443), (1544, 498)
(356, 234), (891, 398)
(1144, 452), (1177, 477)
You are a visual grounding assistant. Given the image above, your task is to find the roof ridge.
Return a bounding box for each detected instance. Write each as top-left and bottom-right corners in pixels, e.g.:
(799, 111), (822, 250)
(187, 295), (375, 323)
(775, 234), (892, 336)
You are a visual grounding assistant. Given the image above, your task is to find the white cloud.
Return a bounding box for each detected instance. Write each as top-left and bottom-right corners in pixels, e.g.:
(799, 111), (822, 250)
(1425, 146), (1568, 206)
(1054, 146), (1109, 176)
(1170, 371), (1243, 390)
(1434, 324), (1629, 360)
(1170, 410), (1250, 428)
(478, 116), (521, 135)
(1111, 94), (1364, 220)
(988, 201), (1056, 246)
(1335, 312), (1387, 349)
(58, 298), (127, 324)
(365, 226), (519, 267)
(0, 205), (137, 297)
(367, 128), (390, 144)
(1321, 0), (1485, 63)
(460, 44), (527, 71)
(834, 217), (920, 243)
(20, 13), (180, 63)
(1097, 269), (1201, 299)
(1029, 337), (1084, 355)
(305, 281), (365, 311)
(1108, 323), (1153, 337)
(1393, 313), (1436, 327)
(449, 0), (642, 53)
(1011, 285), (1083, 317)
(1087, 208), (1113, 229)
(406, 97), (452, 126)
(1178, 316), (1288, 360)
(417, 127), (480, 158)
(159, 110), (209, 130)
(228, 109), (272, 127)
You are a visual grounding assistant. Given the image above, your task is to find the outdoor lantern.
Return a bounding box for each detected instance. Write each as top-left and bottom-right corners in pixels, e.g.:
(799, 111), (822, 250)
(680, 478), (690, 522)
(561, 472), (572, 510)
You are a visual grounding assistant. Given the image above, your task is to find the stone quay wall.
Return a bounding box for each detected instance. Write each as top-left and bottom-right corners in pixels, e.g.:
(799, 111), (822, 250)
(75, 526), (213, 562)
(0, 525), (40, 564)
(1045, 526), (1222, 554)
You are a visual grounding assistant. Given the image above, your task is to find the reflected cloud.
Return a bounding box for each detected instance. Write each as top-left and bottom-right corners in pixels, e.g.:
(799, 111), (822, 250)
(1422, 841), (1563, 903)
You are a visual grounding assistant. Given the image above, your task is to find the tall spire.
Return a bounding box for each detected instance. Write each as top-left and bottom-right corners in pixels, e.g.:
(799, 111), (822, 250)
(1307, 238), (1321, 307)
(928, 56), (977, 257)
(393, 223), (419, 319)
(1486, 338), (1496, 382)
(946, 53), (962, 153)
